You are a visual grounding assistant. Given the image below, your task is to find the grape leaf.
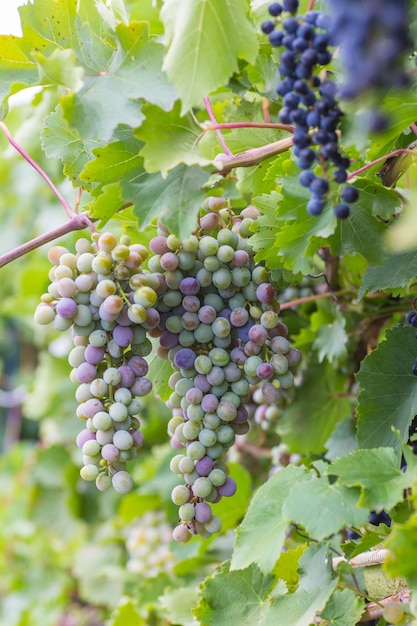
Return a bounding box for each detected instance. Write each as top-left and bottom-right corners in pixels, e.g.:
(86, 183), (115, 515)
(320, 588), (365, 626)
(385, 511), (417, 592)
(0, 34), (38, 102)
(158, 587), (199, 626)
(86, 183), (124, 227)
(147, 339), (175, 402)
(194, 561), (274, 626)
(276, 363), (352, 455)
(282, 476), (368, 539)
(330, 447), (416, 511)
(33, 48), (83, 91)
(161, 0), (258, 113)
(356, 326), (417, 451)
(80, 134), (144, 185)
(231, 465), (308, 573)
(136, 102), (211, 176)
(108, 600), (145, 626)
(41, 105), (101, 186)
(358, 248), (417, 299)
(311, 300), (348, 363)
(259, 544), (338, 626)
(251, 193), (283, 269)
(123, 164), (209, 237)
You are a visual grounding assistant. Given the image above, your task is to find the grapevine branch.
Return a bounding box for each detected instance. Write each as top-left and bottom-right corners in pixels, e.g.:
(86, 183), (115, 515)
(0, 122), (96, 268)
(0, 214), (93, 268)
(0, 121), (74, 219)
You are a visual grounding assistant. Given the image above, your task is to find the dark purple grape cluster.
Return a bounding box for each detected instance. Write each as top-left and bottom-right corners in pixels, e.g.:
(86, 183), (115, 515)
(262, 1), (360, 219)
(328, 0), (412, 132)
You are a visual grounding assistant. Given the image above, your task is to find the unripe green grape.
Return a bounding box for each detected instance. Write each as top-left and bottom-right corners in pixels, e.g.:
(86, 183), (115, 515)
(277, 370), (294, 389)
(34, 304), (55, 325)
(111, 244), (130, 261)
(163, 291), (183, 308)
(59, 252), (77, 270)
(204, 514), (222, 534)
(198, 428), (217, 447)
(216, 425), (235, 444)
(192, 477), (212, 498)
(112, 470), (133, 493)
(103, 367), (122, 386)
(133, 339), (152, 357)
(171, 484), (191, 506)
(187, 441), (206, 460)
(127, 399), (142, 415)
(96, 428), (115, 445)
(90, 378), (109, 398)
(174, 423), (187, 445)
(133, 286), (157, 308)
(168, 416), (184, 436)
(113, 430), (133, 450)
(221, 391), (241, 408)
(96, 472), (112, 491)
(206, 443), (224, 459)
(199, 236), (219, 257)
(244, 355), (263, 378)
(187, 404), (205, 422)
(53, 316), (73, 331)
(170, 454), (185, 474)
(182, 420), (201, 441)
(212, 267), (232, 289)
(98, 232), (118, 252)
(178, 456), (195, 474)
(203, 255), (221, 272)
(68, 346), (86, 368)
(209, 347), (229, 367)
(270, 354), (289, 375)
(178, 330), (195, 347)
(203, 413), (221, 430)
(242, 281), (257, 301)
(194, 324), (214, 344)
(80, 464), (100, 481)
(231, 267), (251, 287)
(75, 383), (93, 403)
(217, 228), (238, 248)
(217, 245), (234, 263)
(179, 503), (195, 521)
(177, 251), (196, 270)
(92, 411), (112, 430)
(208, 468), (227, 486)
(261, 310), (279, 329)
(382, 603), (405, 624)
(182, 235), (199, 252)
(109, 402), (128, 423)
(184, 470), (199, 484)
(82, 439), (101, 457)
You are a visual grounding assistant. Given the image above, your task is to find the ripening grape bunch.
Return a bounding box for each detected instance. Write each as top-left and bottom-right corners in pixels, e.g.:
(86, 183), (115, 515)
(126, 511), (175, 578)
(146, 198), (301, 541)
(262, 0), (360, 219)
(328, 0), (412, 131)
(34, 232), (157, 494)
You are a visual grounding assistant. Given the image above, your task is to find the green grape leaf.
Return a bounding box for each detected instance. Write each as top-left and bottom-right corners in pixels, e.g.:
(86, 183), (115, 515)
(161, 0), (258, 113)
(86, 182), (125, 227)
(33, 48), (84, 91)
(231, 465), (308, 573)
(251, 193), (283, 269)
(108, 600), (145, 626)
(80, 134), (144, 185)
(123, 164), (209, 237)
(159, 586), (199, 626)
(194, 561), (274, 626)
(0, 34), (38, 102)
(330, 447), (416, 511)
(276, 363), (352, 455)
(282, 476), (368, 540)
(147, 339), (175, 402)
(320, 588), (365, 626)
(136, 102), (211, 176)
(259, 544), (338, 626)
(356, 326), (417, 451)
(62, 20), (176, 142)
(41, 105), (101, 187)
(358, 248), (417, 299)
(311, 300), (348, 363)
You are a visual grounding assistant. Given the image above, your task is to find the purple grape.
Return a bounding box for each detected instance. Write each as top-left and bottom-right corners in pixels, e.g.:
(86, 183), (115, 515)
(194, 374), (211, 393)
(143, 307), (160, 329)
(76, 429), (96, 449)
(198, 305), (217, 324)
(230, 307), (249, 327)
(256, 283), (276, 303)
(195, 456), (214, 477)
(257, 363), (274, 380)
(236, 320), (255, 343)
(217, 476), (237, 497)
(159, 330), (180, 349)
(230, 347), (247, 365)
(174, 348), (196, 369)
(131, 429), (144, 447)
(130, 377), (152, 396)
(128, 356), (149, 377)
(82, 398), (104, 418)
(118, 365), (136, 388)
(112, 325), (133, 348)
(179, 277), (200, 296)
(84, 344), (105, 365)
(56, 297), (78, 319)
(195, 501), (213, 523)
(101, 443), (119, 462)
(76, 362), (97, 383)
(182, 295), (200, 312)
(248, 324), (268, 346)
(235, 405), (249, 424)
(201, 394), (219, 413)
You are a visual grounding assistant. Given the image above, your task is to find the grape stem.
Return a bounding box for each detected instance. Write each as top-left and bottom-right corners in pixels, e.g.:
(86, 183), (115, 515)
(213, 136), (293, 173)
(203, 97), (233, 156)
(202, 121), (294, 132)
(410, 122), (417, 137)
(0, 121), (75, 219)
(0, 213), (95, 268)
(348, 148), (417, 180)
(307, 0), (316, 9)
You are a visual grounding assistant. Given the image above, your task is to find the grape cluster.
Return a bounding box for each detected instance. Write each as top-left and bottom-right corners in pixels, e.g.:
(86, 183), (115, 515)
(34, 233), (156, 493)
(126, 511), (175, 578)
(328, 0), (412, 131)
(146, 200), (301, 541)
(405, 309), (417, 375)
(262, 1), (359, 219)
